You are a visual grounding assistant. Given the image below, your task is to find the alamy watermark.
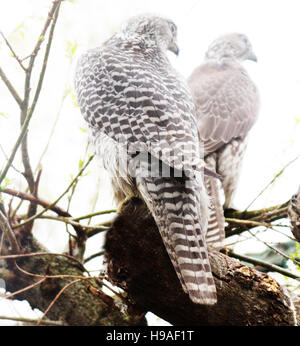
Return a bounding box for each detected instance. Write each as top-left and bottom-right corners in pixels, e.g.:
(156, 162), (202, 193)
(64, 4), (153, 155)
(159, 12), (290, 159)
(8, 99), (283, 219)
(95, 134), (206, 180)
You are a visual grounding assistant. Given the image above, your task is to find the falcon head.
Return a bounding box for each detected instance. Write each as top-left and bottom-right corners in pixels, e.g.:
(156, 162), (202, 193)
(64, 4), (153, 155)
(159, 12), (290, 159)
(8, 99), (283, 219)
(205, 33), (257, 63)
(121, 14), (179, 55)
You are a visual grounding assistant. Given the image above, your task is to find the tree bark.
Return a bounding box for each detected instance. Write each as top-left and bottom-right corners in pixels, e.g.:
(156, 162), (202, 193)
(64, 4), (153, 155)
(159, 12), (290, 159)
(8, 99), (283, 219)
(0, 227), (145, 326)
(105, 197), (299, 326)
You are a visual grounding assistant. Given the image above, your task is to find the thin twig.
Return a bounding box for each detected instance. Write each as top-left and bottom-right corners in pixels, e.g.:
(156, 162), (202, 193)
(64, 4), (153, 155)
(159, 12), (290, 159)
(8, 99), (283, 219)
(0, 210), (19, 253)
(224, 248), (300, 280)
(86, 172), (101, 225)
(0, 143), (24, 176)
(248, 229), (300, 268)
(65, 141), (90, 256)
(0, 251), (87, 272)
(225, 218), (272, 229)
(36, 215), (109, 232)
(37, 278), (82, 325)
(2, 278), (46, 300)
(0, 66), (22, 106)
(26, 1), (62, 124)
(73, 209), (117, 222)
(21, 1), (62, 225)
(8, 154), (94, 230)
(0, 31), (26, 71)
(225, 201), (290, 237)
(84, 251), (105, 264)
(0, 315), (64, 326)
(28, 1), (62, 65)
(14, 262), (95, 282)
(0, 0), (63, 198)
(2, 188), (73, 217)
(245, 155), (300, 210)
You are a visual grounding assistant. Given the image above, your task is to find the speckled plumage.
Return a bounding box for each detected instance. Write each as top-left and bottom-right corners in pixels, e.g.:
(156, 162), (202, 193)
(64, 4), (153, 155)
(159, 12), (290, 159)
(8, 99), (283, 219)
(188, 33), (260, 248)
(288, 186), (300, 242)
(74, 15), (216, 304)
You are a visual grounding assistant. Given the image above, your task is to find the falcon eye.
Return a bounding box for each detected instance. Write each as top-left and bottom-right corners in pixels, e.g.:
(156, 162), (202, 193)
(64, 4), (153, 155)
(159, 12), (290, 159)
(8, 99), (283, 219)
(241, 35), (249, 45)
(170, 23), (177, 34)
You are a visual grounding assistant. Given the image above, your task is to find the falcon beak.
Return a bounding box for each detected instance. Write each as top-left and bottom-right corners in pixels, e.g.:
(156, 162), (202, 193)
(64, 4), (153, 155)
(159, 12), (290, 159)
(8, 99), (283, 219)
(247, 51), (257, 62)
(168, 42), (179, 56)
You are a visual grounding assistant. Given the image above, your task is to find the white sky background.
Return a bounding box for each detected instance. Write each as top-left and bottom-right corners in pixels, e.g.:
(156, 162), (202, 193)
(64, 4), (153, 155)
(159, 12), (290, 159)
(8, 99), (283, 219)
(0, 0), (300, 325)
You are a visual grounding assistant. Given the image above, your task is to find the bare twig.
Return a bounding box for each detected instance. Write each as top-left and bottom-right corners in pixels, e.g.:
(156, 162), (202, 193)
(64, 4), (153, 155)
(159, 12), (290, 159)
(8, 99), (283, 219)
(0, 144), (23, 176)
(73, 209), (117, 222)
(0, 315), (64, 326)
(0, 210), (19, 253)
(37, 278), (82, 325)
(65, 142), (90, 257)
(246, 155), (300, 210)
(247, 229), (300, 268)
(225, 217), (272, 229)
(0, 31), (26, 71)
(3, 278), (46, 300)
(225, 200), (290, 237)
(2, 188), (73, 217)
(28, 1), (62, 64)
(20, 0), (62, 225)
(0, 0), (63, 207)
(10, 155), (94, 231)
(26, 0), (62, 123)
(36, 215), (109, 232)
(223, 248), (300, 280)
(0, 66), (22, 106)
(0, 251), (87, 272)
(84, 251), (105, 264)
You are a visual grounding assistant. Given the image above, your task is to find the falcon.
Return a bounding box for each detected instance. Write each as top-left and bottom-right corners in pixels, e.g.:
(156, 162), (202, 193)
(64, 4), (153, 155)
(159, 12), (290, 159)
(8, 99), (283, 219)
(288, 186), (300, 242)
(188, 33), (260, 248)
(74, 15), (217, 304)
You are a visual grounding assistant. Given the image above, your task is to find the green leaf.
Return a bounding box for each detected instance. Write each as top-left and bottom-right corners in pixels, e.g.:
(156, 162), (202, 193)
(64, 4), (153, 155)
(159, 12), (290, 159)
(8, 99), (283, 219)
(78, 127), (86, 133)
(0, 112), (10, 118)
(0, 177), (11, 190)
(65, 40), (78, 60)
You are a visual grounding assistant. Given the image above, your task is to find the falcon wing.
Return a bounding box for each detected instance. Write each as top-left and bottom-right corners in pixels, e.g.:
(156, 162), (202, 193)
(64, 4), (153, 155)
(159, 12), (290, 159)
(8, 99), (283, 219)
(75, 42), (201, 173)
(188, 62), (260, 155)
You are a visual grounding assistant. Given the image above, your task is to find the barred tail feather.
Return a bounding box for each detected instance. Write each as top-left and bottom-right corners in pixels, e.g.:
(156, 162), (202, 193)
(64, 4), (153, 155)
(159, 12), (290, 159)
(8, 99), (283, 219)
(204, 155), (225, 249)
(136, 172), (217, 305)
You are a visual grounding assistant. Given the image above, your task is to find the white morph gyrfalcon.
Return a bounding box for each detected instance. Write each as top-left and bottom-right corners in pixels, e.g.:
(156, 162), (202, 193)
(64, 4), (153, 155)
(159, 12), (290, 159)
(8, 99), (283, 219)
(188, 33), (260, 249)
(75, 15), (216, 304)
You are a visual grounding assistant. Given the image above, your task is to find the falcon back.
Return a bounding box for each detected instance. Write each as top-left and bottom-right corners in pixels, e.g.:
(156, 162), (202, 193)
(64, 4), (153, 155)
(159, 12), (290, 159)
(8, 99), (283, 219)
(75, 15), (217, 305)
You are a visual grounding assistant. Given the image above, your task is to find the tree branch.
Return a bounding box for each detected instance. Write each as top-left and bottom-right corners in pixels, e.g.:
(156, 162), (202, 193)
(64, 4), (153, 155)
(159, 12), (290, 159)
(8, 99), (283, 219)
(8, 154), (94, 234)
(224, 200), (290, 237)
(222, 248), (300, 280)
(0, 231), (146, 326)
(2, 188), (74, 217)
(105, 197), (299, 326)
(20, 0), (62, 225)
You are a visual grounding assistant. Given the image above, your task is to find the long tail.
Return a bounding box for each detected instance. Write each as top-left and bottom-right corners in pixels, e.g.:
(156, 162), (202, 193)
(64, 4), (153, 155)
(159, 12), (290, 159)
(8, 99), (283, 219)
(204, 154), (225, 249)
(135, 160), (217, 305)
